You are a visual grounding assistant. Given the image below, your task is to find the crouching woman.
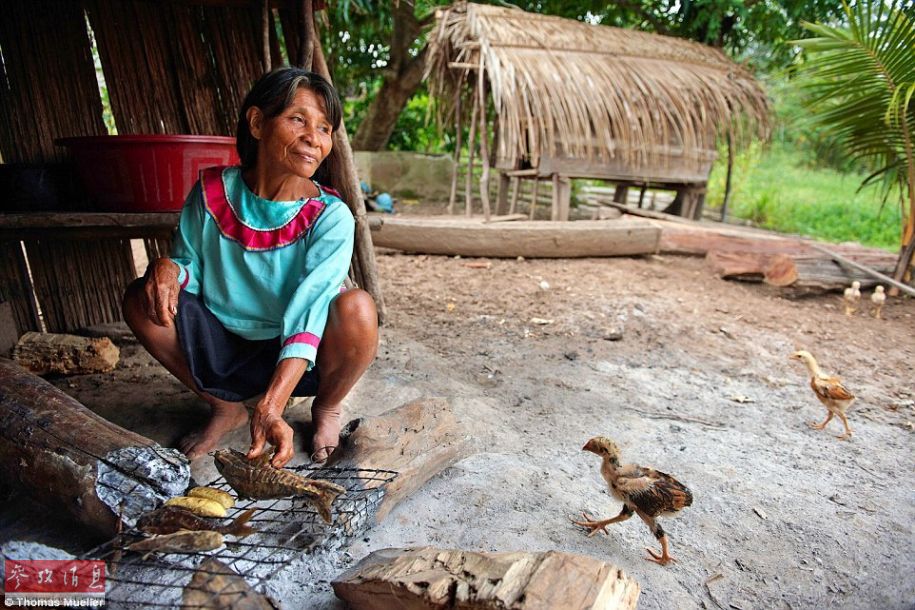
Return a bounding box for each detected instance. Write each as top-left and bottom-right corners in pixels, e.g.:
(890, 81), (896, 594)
(123, 68), (377, 468)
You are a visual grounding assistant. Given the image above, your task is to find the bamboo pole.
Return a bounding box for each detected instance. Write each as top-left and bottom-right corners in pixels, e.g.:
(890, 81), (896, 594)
(476, 53), (491, 222)
(262, 0), (271, 72)
(808, 243), (915, 297)
(448, 84), (462, 215)
(311, 28), (386, 322)
(465, 89), (478, 217)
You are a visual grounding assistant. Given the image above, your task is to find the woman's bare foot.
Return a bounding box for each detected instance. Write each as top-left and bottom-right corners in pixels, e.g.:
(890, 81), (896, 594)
(311, 400), (342, 464)
(179, 401), (249, 460)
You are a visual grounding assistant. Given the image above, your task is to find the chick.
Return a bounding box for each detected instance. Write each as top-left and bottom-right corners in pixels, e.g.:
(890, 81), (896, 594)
(789, 350), (855, 440)
(843, 281), (861, 316)
(871, 285), (886, 319)
(572, 437), (692, 566)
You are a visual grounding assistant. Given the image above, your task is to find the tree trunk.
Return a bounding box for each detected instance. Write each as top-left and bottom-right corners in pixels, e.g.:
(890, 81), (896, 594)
(0, 359), (186, 538)
(351, 1), (428, 151)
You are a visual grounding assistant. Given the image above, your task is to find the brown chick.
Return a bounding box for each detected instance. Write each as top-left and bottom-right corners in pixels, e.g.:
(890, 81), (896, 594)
(572, 437), (692, 566)
(789, 350), (855, 440)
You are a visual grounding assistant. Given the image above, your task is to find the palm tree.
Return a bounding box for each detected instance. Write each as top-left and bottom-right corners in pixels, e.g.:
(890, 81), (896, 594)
(793, 0), (915, 289)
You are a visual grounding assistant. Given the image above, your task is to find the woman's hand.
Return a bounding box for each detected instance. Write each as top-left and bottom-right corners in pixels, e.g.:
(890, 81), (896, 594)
(246, 358), (307, 468)
(144, 258), (181, 327)
(247, 405), (295, 468)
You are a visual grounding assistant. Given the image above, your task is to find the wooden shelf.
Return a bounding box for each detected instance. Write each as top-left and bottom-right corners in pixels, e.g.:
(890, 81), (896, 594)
(0, 212), (179, 240)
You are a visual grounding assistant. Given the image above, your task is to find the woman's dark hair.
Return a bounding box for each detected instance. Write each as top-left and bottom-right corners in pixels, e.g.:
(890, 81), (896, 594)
(236, 67), (343, 170)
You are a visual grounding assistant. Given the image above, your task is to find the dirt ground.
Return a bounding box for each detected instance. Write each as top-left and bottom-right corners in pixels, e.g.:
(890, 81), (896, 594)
(6, 247), (915, 609)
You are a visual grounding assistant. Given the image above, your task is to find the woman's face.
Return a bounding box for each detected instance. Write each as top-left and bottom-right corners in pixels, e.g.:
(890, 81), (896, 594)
(249, 87), (333, 180)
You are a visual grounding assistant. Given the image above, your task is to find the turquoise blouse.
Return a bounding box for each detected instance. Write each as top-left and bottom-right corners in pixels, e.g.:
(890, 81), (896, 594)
(170, 166), (354, 369)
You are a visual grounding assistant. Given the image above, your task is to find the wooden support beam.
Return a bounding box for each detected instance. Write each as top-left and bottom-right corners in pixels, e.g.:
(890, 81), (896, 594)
(496, 172), (510, 216)
(509, 175), (520, 215)
(447, 84), (462, 215)
(529, 177), (539, 220)
(312, 34), (386, 322)
(464, 90), (479, 217)
(476, 53), (491, 222)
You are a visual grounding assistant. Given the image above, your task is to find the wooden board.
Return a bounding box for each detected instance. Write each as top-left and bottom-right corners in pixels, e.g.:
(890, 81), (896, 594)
(333, 547), (640, 610)
(371, 216), (660, 258)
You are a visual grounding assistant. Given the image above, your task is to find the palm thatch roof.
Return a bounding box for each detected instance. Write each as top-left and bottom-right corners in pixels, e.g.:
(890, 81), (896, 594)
(427, 2), (770, 174)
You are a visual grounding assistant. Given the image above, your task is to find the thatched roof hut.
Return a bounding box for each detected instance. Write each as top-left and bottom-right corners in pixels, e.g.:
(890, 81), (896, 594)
(427, 2), (770, 220)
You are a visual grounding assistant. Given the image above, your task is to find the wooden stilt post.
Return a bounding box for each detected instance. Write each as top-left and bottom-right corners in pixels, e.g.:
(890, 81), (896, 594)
(311, 27), (385, 322)
(448, 85), (462, 215)
(530, 177), (539, 219)
(465, 89), (478, 217)
(298, 0), (315, 70)
(551, 173), (560, 221)
(477, 54), (492, 222)
(508, 176), (520, 215)
(496, 173), (509, 216)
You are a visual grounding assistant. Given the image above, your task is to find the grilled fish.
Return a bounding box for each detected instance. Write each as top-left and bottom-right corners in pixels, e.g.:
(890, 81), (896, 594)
(182, 558), (276, 610)
(213, 449), (345, 523)
(137, 506), (255, 538)
(128, 530), (223, 559)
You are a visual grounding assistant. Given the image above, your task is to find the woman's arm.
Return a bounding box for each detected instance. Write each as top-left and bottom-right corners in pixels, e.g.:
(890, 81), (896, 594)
(277, 200), (355, 368)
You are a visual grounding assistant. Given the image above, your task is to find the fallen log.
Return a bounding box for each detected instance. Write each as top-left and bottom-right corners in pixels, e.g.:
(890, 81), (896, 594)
(0, 359), (189, 537)
(332, 547), (640, 610)
(333, 397), (470, 523)
(705, 250), (778, 281)
(764, 254), (897, 295)
(371, 217), (660, 258)
(13, 331), (120, 375)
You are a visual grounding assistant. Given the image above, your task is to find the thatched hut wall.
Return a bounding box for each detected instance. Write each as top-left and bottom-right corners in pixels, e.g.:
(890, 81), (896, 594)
(427, 2), (769, 184)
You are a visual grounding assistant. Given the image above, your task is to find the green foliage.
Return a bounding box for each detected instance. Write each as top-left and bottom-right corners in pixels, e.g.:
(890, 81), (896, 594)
(707, 143), (903, 250)
(764, 76), (854, 172)
(791, 0), (915, 234)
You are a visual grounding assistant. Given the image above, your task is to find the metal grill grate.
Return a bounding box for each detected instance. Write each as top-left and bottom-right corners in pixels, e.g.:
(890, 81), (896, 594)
(82, 465), (397, 609)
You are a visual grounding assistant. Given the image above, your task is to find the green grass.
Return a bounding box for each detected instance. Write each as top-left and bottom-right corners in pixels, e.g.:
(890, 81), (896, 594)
(706, 143), (904, 251)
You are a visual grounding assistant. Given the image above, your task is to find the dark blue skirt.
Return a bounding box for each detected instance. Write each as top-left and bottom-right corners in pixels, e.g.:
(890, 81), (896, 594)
(175, 291), (320, 402)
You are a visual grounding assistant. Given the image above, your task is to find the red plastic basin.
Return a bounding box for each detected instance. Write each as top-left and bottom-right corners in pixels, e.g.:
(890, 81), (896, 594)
(57, 135), (240, 212)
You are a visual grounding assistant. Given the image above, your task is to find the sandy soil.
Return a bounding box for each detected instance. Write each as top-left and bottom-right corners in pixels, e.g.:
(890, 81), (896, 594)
(6, 248), (915, 609)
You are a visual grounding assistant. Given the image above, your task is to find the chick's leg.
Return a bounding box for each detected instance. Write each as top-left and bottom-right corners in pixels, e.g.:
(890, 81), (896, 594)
(836, 412), (853, 440)
(572, 505), (633, 537)
(808, 411), (833, 430)
(638, 513), (675, 566)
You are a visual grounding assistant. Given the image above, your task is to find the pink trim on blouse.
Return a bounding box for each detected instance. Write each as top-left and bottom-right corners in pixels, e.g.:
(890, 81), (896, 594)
(282, 332), (321, 349)
(200, 166), (326, 251)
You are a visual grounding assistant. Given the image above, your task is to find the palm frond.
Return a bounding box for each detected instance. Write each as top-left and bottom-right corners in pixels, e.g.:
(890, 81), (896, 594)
(792, 0), (915, 248)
